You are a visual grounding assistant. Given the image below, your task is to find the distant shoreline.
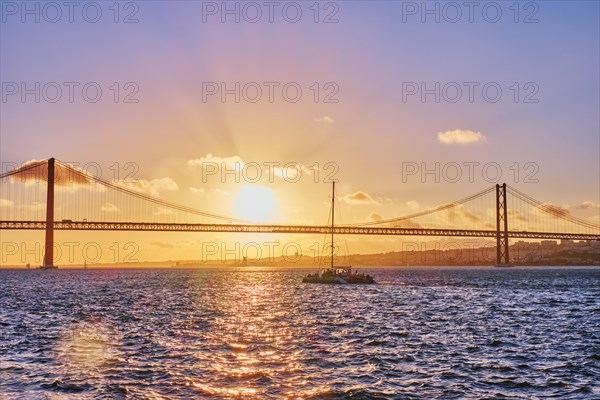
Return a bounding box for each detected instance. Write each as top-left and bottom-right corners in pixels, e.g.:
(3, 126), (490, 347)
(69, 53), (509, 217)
(1, 264), (599, 270)
(3, 239), (597, 269)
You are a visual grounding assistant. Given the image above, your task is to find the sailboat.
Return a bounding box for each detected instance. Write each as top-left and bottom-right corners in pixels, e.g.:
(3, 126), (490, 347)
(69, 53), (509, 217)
(302, 182), (376, 284)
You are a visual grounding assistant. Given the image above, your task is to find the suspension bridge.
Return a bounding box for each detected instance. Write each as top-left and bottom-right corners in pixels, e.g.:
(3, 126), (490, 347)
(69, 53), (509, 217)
(1, 158), (599, 267)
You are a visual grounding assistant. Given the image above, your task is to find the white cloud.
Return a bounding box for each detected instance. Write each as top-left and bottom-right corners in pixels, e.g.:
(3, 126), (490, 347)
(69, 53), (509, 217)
(369, 212), (384, 221)
(187, 153), (244, 171)
(0, 199), (14, 208)
(272, 164), (313, 180)
(374, 197), (393, 204)
(150, 242), (175, 249)
(189, 187), (205, 193)
(115, 177), (179, 197)
(406, 200), (420, 211)
(154, 207), (177, 216)
(340, 191), (379, 205)
(187, 154), (313, 182)
(214, 188), (230, 196)
(23, 202), (45, 212)
(149, 177), (179, 192)
(578, 201), (600, 210)
(100, 203), (120, 213)
(437, 129), (485, 144)
(314, 116), (335, 124)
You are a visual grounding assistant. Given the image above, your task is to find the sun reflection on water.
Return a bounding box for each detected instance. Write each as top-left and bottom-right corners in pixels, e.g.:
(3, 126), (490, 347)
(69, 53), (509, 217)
(185, 268), (324, 398)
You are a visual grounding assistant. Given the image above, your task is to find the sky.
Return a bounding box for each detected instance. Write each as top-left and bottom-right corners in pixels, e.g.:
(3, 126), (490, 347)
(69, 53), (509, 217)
(1, 1), (599, 264)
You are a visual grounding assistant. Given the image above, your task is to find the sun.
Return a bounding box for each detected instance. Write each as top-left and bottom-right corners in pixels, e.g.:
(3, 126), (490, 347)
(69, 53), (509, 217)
(235, 185), (275, 222)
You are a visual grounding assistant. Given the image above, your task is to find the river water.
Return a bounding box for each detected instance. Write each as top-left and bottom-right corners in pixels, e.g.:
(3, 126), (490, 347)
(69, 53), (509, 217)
(1, 267), (598, 399)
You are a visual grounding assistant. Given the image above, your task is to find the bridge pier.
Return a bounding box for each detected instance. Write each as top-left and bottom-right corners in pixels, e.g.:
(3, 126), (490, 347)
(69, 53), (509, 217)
(495, 183), (510, 267)
(42, 158), (55, 268)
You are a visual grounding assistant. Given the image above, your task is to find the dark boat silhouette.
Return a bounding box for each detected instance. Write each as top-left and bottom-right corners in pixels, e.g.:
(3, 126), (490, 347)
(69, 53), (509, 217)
(37, 265), (58, 270)
(302, 182), (375, 284)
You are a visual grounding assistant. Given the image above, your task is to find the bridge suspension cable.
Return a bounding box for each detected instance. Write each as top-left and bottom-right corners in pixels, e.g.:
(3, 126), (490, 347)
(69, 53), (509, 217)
(353, 186), (496, 228)
(0, 160), (47, 180)
(507, 185), (600, 231)
(55, 161), (248, 224)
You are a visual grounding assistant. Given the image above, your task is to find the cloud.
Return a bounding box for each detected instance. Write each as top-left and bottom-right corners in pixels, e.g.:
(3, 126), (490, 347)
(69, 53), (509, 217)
(100, 203), (120, 213)
(374, 197), (393, 204)
(314, 116), (335, 124)
(23, 202), (45, 212)
(214, 188), (230, 196)
(340, 191), (379, 205)
(7, 159), (101, 191)
(150, 242), (174, 249)
(537, 203), (571, 218)
(0, 199), (14, 208)
(148, 177), (179, 192)
(187, 153), (244, 171)
(406, 201), (420, 211)
(508, 209), (528, 222)
(390, 219), (422, 229)
(445, 204), (482, 225)
(272, 164), (313, 180)
(187, 154), (312, 182)
(189, 187), (205, 193)
(437, 129), (485, 144)
(369, 212), (384, 221)
(154, 207), (177, 216)
(115, 177), (179, 197)
(578, 201), (600, 210)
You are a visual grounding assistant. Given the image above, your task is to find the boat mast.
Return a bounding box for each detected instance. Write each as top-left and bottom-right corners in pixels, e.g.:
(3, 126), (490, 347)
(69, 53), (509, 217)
(331, 181), (335, 270)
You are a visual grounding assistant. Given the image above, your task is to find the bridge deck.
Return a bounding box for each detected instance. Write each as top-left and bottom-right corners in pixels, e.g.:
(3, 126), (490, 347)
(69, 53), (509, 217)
(1, 221), (598, 241)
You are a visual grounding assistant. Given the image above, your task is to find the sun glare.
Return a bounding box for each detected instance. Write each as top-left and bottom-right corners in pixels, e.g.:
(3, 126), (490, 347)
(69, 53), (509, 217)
(235, 186), (275, 222)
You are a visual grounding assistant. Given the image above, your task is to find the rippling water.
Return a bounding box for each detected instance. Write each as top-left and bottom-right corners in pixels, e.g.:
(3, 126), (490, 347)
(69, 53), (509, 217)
(1, 267), (599, 399)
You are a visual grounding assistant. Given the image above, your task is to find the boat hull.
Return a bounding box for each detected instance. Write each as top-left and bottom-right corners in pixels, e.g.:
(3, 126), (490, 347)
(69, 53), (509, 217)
(302, 272), (375, 284)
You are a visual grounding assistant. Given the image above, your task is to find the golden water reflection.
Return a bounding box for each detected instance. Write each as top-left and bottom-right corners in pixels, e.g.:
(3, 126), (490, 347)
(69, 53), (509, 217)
(187, 269), (327, 398)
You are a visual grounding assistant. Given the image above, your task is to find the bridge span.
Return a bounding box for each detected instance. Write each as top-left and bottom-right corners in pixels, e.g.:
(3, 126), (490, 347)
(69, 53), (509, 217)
(1, 158), (599, 267)
(2, 220), (598, 242)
